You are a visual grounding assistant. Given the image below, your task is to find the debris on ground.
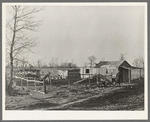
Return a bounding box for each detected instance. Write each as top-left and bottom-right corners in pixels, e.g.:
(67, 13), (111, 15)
(5, 78), (144, 110)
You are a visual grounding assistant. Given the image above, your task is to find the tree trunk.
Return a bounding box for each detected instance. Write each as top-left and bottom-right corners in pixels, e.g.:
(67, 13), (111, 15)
(9, 30), (16, 96)
(9, 52), (13, 96)
(8, 8), (17, 96)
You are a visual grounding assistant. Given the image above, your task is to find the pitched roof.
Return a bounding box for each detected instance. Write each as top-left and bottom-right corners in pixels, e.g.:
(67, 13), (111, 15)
(95, 60), (124, 68)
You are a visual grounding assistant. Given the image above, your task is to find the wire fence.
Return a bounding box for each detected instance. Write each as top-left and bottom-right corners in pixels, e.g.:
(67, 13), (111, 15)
(13, 76), (45, 93)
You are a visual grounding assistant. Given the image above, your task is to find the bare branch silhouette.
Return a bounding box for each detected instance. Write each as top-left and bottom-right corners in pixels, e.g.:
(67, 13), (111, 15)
(6, 5), (43, 95)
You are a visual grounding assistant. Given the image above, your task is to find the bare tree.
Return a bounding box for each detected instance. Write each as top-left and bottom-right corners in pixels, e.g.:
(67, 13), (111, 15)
(133, 58), (140, 67)
(133, 56), (144, 68)
(43, 61), (48, 67)
(139, 56), (144, 69)
(49, 62), (52, 68)
(120, 53), (126, 61)
(21, 57), (27, 67)
(37, 59), (42, 67)
(88, 55), (97, 68)
(84, 62), (88, 68)
(15, 60), (18, 67)
(49, 57), (54, 68)
(58, 59), (77, 68)
(54, 58), (58, 67)
(6, 5), (43, 95)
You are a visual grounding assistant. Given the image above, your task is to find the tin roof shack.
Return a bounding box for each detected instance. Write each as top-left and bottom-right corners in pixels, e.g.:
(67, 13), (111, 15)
(95, 60), (132, 83)
(130, 67), (144, 80)
(68, 69), (81, 82)
(80, 67), (97, 79)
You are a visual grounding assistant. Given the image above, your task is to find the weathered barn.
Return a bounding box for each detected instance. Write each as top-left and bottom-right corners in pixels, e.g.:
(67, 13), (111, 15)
(95, 60), (132, 83)
(68, 69), (81, 81)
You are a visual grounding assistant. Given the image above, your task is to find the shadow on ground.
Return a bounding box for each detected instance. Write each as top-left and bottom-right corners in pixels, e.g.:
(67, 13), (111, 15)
(22, 102), (58, 110)
(6, 78), (144, 110)
(56, 78), (144, 110)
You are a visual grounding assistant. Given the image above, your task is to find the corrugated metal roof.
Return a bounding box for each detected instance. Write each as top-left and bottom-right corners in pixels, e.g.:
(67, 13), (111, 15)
(95, 60), (124, 68)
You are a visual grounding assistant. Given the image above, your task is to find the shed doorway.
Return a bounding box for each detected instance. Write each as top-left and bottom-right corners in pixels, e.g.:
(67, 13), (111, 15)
(119, 67), (131, 83)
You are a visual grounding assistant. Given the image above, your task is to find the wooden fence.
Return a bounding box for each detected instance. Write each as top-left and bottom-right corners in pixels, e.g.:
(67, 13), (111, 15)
(14, 76), (45, 93)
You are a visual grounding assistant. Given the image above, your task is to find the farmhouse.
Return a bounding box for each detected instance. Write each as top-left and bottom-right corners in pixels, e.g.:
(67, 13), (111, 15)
(95, 60), (132, 83)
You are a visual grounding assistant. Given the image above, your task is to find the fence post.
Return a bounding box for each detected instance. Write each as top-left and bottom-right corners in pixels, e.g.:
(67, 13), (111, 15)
(68, 77), (69, 88)
(48, 77), (50, 90)
(70, 78), (71, 90)
(13, 77), (15, 87)
(128, 69), (131, 83)
(43, 79), (44, 92)
(21, 78), (22, 87)
(71, 70), (74, 90)
(34, 78), (36, 91)
(49, 76), (51, 90)
(50, 73), (51, 89)
(50, 77), (52, 89)
(97, 74), (98, 85)
(140, 68), (141, 80)
(89, 73), (90, 87)
(27, 78), (28, 89)
(44, 79), (46, 94)
(83, 67), (84, 79)
(99, 74), (101, 83)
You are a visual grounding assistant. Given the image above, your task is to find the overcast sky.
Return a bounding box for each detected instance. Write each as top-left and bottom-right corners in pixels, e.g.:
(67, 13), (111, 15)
(18, 5), (145, 67)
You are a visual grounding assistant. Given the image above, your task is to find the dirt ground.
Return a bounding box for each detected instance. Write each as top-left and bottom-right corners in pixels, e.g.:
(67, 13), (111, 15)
(5, 77), (144, 110)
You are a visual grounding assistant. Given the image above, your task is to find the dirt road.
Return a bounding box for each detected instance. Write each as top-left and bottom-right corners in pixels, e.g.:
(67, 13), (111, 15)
(5, 78), (144, 110)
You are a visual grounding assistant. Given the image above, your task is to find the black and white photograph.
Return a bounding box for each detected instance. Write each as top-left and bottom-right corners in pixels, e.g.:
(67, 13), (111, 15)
(2, 2), (148, 120)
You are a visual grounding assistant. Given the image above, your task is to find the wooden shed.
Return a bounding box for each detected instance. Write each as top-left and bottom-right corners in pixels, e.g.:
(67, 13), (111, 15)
(95, 60), (132, 83)
(68, 68), (81, 81)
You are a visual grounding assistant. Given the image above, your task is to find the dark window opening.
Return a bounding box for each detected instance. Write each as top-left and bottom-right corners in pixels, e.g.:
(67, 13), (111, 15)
(86, 69), (89, 73)
(106, 69), (108, 74)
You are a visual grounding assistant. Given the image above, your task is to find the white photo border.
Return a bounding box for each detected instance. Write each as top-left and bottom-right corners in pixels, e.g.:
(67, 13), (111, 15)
(2, 2), (148, 120)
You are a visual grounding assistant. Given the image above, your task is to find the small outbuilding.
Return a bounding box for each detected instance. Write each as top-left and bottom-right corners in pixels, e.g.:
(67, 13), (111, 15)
(68, 68), (81, 81)
(80, 67), (97, 79)
(95, 60), (132, 83)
